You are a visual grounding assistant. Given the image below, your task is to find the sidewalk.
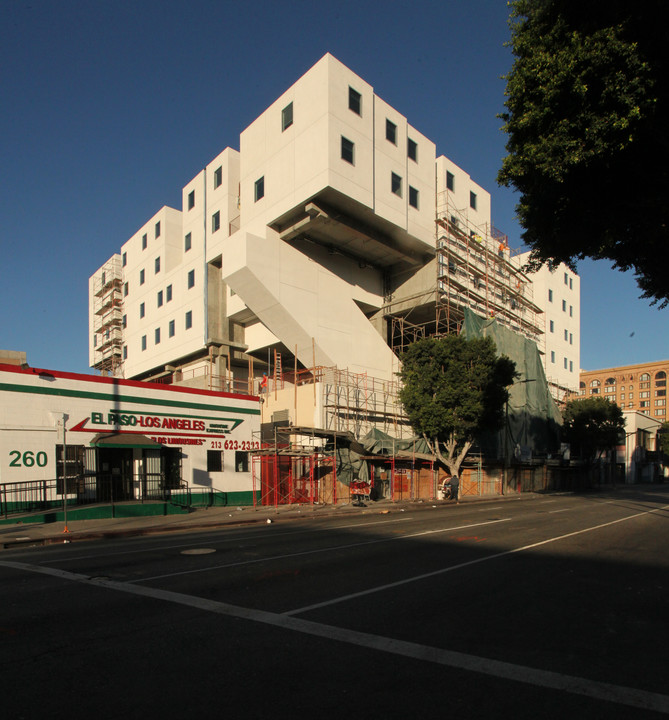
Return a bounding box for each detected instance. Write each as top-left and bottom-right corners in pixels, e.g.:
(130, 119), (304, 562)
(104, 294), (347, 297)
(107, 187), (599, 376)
(0, 494), (518, 550)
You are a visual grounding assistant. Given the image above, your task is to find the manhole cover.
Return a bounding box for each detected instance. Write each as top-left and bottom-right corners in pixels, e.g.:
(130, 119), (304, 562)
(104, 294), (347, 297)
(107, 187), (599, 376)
(180, 548), (216, 555)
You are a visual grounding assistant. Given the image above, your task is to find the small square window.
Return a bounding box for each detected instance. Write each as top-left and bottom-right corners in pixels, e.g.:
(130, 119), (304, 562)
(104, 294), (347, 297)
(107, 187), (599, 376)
(155, 327), (161, 345)
(157, 290), (163, 308)
(155, 221), (161, 238)
(188, 190), (195, 210)
(281, 102), (293, 131)
(349, 86), (362, 116)
(391, 172), (402, 198)
(409, 186), (419, 209)
(386, 119), (397, 144)
(470, 191), (477, 210)
(212, 211), (220, 233)
(166, 284), (172, 302)
(169, 319), (175, 338)
(408, 138), (418, 162)
(187, 269), (195, 289)
(140, 302), (145, 319)
(155, 256), (160, 274)
(254, 176), (264, 202)
(141, 335), (147, 351)
(142, 233), (147, 250)
(139, 269), (145, 285)
(122, 252), (127, 267)
(207, 450), (223, 472)
(185, 310), (192, 329)
(185, 232), (192, 252)
(446, 171), (455, 191)
(341, 136), (354, 165)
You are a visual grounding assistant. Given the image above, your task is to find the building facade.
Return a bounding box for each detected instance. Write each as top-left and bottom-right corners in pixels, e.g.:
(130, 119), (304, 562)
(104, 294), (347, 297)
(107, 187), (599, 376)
(579, 359), (669, 423)
(90, 54), (578, 437)
(0, 362), (260, 506)
(515, 254), (581, 402)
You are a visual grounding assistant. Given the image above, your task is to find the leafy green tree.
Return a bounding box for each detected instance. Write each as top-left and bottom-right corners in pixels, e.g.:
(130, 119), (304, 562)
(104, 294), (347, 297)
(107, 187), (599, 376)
(498, 1), (669, 306)
(562, 396), (625, 463)
(398, 335), (516, 475)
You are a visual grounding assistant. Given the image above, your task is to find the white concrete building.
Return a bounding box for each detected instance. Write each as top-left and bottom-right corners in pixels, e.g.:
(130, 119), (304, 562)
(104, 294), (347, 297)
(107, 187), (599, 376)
(515, 253), (581, 401)
(90, 54), (574, 434)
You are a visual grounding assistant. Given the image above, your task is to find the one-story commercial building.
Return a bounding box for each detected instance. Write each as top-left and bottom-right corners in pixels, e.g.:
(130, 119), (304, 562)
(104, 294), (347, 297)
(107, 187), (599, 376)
(0, 363), (260, 511)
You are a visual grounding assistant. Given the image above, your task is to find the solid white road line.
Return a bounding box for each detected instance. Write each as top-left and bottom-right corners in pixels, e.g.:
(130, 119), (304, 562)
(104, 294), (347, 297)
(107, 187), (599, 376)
(1, 558), (667, 715)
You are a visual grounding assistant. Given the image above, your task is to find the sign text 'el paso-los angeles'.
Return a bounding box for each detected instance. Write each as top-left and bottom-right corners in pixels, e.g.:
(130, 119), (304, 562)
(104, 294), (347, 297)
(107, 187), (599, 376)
(92, 412), (208, 432)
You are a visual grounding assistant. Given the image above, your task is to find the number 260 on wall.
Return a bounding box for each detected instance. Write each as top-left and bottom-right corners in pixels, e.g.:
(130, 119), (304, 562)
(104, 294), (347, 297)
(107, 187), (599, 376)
(8, 450), (48, 467)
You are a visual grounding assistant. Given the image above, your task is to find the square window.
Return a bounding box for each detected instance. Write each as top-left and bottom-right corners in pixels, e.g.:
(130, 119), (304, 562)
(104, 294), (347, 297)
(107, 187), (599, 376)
(214, 166), (222, 189)
(169, 319), (175, 338)
(139, 269), (145, 285)
(140, 302), (145, 319)
(185, 232), (192, 252)
(386, 119), (397, 144)
(207, 450), (223, 472)
(155, 221), (161, 238)
(281, 102), (293, 131)
(254, 176), (264, 202)
(408, 138), (418, 162)
(470, 191), (477, 210)
(348, 86), (362, 115)
(166, 284), (172, 302)
(142, 233), (147, 250)
(157, 290), (163, 307)
(155, 256), (160, 274)
(188, 190), (195, 210)
(409, 186), (419, 209)
(187, 269), (195, 289)
(446, 171), (454, 191)
(341, 136), (354, 165)
(212, 211), (220, 233)
(122, 252), (127, 267)
(185, 310), (192, 329)
(391, 172), (402, 198)
(141, 335), (147, 351)
(155, 327), (161, 345)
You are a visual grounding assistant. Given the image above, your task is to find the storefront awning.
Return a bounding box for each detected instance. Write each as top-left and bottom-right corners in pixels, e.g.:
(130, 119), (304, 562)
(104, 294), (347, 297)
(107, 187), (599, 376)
(89, 433), (163, 449)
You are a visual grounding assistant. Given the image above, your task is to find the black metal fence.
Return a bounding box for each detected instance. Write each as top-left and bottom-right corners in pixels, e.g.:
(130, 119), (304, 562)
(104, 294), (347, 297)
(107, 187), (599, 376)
(0, 473), (191, 519)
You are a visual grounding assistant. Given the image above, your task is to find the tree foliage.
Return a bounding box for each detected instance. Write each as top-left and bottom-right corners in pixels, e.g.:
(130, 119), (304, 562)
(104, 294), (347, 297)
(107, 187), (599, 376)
(499, 1), (669, 307)
(398, 335), (516, 475)
(562, 396), (625, 463)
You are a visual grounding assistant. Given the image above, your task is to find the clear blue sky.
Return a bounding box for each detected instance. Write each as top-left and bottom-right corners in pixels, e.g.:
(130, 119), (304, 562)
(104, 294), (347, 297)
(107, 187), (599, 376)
(1, 0), (666, 374)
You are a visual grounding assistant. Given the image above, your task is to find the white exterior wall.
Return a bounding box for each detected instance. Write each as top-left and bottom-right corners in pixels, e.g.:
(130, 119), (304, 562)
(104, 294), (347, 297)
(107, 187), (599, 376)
(0, 363), (260, 497)
(436, 155), (492, 232)
(517, 253), (581, 392)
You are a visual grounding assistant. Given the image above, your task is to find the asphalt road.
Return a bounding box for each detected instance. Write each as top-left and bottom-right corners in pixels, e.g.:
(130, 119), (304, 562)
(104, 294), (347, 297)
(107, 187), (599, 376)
(2, 487), (668, 719)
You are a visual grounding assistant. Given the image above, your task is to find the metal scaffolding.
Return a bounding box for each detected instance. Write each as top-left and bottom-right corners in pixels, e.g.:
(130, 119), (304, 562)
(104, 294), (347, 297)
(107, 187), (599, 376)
(92, 257), (124, 376)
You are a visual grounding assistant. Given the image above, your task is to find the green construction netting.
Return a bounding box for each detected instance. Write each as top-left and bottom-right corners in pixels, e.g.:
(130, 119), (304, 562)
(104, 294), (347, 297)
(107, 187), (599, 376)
(461, 308), (562, 461)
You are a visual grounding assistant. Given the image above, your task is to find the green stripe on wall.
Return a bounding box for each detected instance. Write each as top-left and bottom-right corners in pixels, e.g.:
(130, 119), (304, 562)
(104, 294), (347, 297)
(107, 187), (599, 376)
(0, 382), (260, 415)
